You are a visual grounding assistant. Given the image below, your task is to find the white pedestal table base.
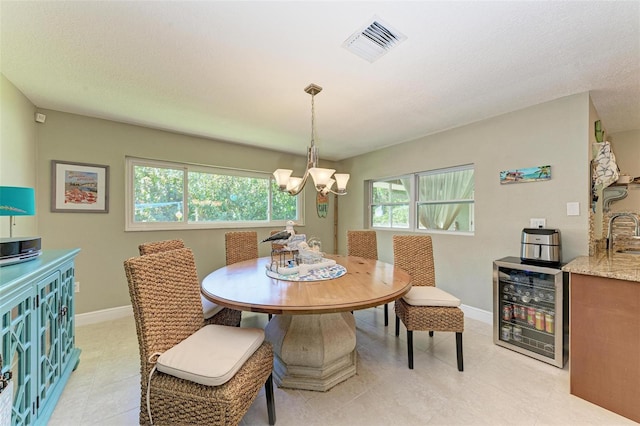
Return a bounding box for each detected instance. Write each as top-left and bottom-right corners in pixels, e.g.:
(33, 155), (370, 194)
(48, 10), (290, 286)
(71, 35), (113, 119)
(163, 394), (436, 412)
(264, 312), (356, 392)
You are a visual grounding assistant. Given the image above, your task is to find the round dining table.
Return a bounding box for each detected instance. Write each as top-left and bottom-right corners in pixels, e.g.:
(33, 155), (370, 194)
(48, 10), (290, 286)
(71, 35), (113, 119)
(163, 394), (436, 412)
(201, 254), (411, 391)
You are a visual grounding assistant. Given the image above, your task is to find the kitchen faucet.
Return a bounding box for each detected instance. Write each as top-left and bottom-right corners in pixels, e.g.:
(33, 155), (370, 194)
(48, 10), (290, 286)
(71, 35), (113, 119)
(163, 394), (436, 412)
(606, 212), (640, 251)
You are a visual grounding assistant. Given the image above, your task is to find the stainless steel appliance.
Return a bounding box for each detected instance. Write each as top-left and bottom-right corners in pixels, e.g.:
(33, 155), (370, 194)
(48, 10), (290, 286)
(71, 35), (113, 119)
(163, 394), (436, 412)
(520, 228), (561, 265)
(493, 257), (568, 367)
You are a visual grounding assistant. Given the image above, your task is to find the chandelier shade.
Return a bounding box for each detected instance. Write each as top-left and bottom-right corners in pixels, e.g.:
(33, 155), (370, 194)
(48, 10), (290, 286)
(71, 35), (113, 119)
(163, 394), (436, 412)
(273, 84), (349, 196)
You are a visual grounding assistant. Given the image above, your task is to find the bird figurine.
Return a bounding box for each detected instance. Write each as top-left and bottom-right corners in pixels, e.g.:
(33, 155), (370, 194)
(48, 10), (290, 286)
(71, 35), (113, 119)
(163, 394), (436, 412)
(261, 230), (291, 244)
(285, 220), (296, 236)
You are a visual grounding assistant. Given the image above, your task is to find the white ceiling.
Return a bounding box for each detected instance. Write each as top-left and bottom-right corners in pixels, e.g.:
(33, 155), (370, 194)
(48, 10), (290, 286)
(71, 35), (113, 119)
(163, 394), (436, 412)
(1, 1), (639, 161)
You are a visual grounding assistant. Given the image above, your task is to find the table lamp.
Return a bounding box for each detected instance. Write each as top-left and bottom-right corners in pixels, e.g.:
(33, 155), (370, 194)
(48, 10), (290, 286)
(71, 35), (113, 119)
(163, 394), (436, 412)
(0, 186), (36, 238)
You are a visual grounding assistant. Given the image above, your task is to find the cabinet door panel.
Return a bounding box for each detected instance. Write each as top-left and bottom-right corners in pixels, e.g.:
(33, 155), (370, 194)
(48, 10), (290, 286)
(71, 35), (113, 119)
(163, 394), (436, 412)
(58, 261), (76, 367)
(36, 271), (61, 414)
(1, 286), (36, 426)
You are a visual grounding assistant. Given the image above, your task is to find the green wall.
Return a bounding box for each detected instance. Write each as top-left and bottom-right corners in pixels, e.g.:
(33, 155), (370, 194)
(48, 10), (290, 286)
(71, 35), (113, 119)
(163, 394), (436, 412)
(336, 93), (591, 312)
(2, 73), (600, 315)
(34, 109), (337, 314)
(0, 74), (38, 237)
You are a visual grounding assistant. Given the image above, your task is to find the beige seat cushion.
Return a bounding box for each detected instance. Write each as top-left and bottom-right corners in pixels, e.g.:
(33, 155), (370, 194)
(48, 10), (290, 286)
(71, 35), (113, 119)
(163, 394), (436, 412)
(403, 286), (461, 307)
(201, 295), (224, 319)
(156, 325), (264, 386)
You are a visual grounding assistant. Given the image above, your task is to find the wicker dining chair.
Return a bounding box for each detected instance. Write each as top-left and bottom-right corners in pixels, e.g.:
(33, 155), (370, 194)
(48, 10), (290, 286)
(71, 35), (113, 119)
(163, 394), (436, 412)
(138, 239), (241, 327)
(124, 248), (275, 425)
(347, 230), (389, 325)
(393, 235), (464, 371)
(225, 231), (259, 265)
(225, 231), (271, 320)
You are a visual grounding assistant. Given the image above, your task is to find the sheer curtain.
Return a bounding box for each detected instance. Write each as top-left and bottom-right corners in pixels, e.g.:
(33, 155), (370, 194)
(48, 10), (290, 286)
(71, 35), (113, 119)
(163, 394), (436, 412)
(418, 169), (474, 230)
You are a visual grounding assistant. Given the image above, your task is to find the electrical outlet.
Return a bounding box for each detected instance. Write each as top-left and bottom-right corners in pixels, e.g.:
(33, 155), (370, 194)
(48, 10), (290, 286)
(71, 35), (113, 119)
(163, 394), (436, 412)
(75, 281), (80, 293)
(530, 218), (546, 228)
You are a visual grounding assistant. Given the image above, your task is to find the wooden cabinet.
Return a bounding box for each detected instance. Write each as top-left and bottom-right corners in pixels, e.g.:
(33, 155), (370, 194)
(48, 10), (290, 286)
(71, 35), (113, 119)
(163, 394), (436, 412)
(0, 249), (80, 425)
(570, 273), (640, 423)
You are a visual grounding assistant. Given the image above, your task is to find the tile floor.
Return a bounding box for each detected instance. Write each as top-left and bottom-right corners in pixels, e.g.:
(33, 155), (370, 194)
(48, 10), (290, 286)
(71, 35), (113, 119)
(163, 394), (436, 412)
(49, 307), (635, 425)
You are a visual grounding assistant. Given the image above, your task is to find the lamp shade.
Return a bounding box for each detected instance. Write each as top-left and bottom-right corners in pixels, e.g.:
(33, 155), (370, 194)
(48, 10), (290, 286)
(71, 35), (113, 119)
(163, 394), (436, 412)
(0, 186), (36, 216)
(273, 169), (293, 188)
(308, 168), (336, 188)
(286, 177), (303, 193)
(334, 174), (350, 191)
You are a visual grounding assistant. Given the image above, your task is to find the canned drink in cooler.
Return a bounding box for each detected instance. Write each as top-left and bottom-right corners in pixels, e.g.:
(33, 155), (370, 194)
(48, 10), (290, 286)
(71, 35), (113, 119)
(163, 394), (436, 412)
(501, 324), (512, 341)
(512, 305), (519, 319)
(502, 304), (513, 321)
(527, 307), (536, 326)
(535, 311), (545, 331)
(512, 326), (523, 342)
(545, 311), (554, 333)
(520, 305), (528, 320)
(512, 305), (520, 320)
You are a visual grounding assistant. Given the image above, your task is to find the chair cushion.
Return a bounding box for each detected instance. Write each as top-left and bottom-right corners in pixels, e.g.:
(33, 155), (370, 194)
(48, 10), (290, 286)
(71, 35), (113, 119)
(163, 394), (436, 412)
(156, 324), (264, 386)
(403, 286), (461, 307)
(201, 295), (224, 319)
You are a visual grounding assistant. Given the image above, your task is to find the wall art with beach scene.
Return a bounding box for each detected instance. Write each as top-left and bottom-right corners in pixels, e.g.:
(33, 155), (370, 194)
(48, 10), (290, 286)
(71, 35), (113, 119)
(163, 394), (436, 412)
(51, 160), (109, 212)
(500, 165), (551, 185)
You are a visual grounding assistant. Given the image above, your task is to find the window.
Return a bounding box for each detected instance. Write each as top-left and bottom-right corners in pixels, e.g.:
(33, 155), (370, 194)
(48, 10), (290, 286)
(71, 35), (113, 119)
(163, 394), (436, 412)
(369, 164), (474, 234)
(126, 157), (300, 231)
(417, 166), (474, 232)
(370, 177), (411, 229)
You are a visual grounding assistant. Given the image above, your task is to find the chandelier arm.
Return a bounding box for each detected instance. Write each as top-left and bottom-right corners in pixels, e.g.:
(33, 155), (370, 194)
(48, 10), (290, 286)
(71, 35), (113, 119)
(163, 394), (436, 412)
(286, 172), (309, 196)
(285, 145), (317, 195)
(321, 188), (347, 196)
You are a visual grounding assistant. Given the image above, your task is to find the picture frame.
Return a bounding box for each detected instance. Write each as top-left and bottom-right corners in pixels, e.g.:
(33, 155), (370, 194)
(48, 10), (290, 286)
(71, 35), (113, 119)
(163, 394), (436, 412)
(499, 165), (551, 185)
(51, 160), (109, 213)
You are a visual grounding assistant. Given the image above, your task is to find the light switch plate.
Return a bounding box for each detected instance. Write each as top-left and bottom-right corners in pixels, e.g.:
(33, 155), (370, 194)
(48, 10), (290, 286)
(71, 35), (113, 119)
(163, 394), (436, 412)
(567, 202), (580, 216)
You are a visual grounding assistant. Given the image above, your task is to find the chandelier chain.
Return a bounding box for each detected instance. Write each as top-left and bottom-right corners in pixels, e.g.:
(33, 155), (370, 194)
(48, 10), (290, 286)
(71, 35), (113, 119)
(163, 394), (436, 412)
(310, 92), (315, 147)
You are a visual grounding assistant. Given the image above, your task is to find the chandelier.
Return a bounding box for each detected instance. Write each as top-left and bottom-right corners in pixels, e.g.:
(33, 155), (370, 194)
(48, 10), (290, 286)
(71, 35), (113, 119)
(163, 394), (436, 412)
(273, 84), (349, 196)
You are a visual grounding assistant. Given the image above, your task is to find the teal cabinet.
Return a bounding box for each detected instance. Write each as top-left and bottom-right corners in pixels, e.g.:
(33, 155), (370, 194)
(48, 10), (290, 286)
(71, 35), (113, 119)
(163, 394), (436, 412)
(0, 250), (81, 425)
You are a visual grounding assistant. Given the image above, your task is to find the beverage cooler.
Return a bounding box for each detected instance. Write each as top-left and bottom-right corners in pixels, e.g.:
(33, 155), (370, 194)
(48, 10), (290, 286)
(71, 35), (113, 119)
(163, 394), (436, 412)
(493, 257), (568, 367)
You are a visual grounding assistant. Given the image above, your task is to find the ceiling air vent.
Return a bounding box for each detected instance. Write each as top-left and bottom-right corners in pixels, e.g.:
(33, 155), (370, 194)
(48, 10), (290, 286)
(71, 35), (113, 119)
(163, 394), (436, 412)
(343, 17), (407, 63)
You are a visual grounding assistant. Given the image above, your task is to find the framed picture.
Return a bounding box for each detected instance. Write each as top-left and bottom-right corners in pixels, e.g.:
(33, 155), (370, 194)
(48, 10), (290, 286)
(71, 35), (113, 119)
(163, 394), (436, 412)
(51, 160), (109, 213)
(499, 165), (551, 185)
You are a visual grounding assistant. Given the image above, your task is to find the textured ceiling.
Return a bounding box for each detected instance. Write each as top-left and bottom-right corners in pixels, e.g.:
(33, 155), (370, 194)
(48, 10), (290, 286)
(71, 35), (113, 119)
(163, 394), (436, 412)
(1, 1), (639, 161)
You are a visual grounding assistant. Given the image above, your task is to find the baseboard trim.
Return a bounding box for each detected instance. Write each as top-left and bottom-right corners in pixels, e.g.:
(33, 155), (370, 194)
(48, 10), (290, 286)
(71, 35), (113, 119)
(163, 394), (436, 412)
(75, 305), (133, 327)
(461, 304), (492, 325)
(74, 303), (493, 326)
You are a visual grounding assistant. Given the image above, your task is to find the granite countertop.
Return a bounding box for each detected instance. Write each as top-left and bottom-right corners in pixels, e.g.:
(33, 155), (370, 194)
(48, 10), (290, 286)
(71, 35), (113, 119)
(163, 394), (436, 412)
(562, 252), (640, 282)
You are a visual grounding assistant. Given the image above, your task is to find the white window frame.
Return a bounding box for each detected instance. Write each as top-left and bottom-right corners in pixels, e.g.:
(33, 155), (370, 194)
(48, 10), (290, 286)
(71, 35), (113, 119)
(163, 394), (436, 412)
(125, 157), (304, 231)
(368, 164), (474, 235)
(368, 175), (414, 230)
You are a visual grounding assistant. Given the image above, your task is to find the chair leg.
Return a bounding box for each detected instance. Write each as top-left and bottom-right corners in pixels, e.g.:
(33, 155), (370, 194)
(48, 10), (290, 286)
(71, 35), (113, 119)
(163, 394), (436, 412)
(384, 304), (388, 326)
(268, 314), (273, 320)
(395, 315), (400, 336)
(456, 332), (464, 372)
(407, 330), (414, 369)
(429, 331), (434, 337)
(265, 373), (276, 425)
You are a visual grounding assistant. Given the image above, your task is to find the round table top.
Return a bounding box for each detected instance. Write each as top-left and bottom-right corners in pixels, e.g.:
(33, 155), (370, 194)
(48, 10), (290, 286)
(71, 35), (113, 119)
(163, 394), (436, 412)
(201, 254), (412, 315)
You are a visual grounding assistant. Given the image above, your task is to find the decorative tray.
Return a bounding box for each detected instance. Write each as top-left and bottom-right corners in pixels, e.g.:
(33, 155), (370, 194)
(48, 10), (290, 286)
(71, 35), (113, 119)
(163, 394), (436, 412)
(265, 260), (347, 282)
